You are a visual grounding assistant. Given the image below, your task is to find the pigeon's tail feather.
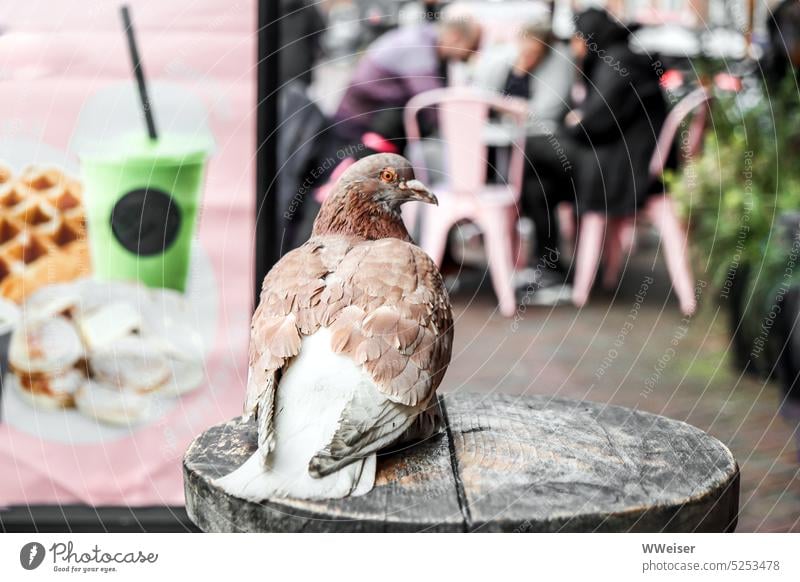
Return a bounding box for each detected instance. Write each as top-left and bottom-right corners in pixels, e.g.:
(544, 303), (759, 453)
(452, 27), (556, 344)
(215, 329), (378, 500)
(214, 449), (376, 501)
(256, 383), (276, 464)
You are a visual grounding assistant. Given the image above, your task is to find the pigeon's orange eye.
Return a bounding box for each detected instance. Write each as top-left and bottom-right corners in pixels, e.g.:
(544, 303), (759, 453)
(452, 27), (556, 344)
(380, 168), (397, 183)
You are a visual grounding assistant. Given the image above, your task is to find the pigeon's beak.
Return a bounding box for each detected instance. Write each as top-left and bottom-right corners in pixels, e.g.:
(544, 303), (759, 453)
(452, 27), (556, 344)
(398, 179), (438, 205)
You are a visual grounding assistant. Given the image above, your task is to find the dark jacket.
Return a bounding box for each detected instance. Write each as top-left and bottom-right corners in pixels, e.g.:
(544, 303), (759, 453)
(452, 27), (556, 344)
(276, 83), (333, 249)
(765, 0), (800, 84)
(280, 0), (326, 86)
(567, 9), (667, 216)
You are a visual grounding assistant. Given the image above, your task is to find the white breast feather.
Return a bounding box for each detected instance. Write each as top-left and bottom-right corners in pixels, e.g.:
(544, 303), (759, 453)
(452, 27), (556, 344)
(215, 328), (378, 500)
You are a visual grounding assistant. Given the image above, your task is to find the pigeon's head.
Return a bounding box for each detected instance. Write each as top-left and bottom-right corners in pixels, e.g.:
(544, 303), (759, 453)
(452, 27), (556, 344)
(313, 153), (437, 240)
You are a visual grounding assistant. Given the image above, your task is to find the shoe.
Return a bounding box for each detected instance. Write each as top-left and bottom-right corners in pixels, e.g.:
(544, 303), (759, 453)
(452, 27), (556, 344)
(515, 268), (572, 306)
(524, 283), (573, 306)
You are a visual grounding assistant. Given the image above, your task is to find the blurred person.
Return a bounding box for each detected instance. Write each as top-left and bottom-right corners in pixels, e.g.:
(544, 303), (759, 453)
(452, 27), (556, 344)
(277, 82), (339, 250)
(333, 15), (482, 145)
(564, 8), (667, 222)
(280, 0), (327, 86)
(520, 8), (668, 304)
(472, 22), (572, 130)
(472, 22), (574, 303)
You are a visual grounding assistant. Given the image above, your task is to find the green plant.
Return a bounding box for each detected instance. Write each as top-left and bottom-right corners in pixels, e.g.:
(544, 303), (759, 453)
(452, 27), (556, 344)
(669, 77), (800, 299)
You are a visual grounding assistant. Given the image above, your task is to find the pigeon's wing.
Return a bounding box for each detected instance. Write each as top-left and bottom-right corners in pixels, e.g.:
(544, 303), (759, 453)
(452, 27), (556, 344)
(308, 238), (454, 476)
(245, 238), (351, 456)
(247, 236), (452, 465)
(309, 385), (420, 478)
(323, 238), (454, 408)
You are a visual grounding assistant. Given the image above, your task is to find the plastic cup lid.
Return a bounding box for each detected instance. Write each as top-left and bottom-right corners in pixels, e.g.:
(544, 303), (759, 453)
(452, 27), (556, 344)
(70, 81), (215, 161)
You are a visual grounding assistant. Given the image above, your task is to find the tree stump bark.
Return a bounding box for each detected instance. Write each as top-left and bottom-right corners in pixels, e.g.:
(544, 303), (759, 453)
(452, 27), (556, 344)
(184, 393), (739, 532)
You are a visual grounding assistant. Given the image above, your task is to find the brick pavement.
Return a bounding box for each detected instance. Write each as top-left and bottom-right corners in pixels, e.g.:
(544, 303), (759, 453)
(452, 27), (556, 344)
(442, 253), (800, 532)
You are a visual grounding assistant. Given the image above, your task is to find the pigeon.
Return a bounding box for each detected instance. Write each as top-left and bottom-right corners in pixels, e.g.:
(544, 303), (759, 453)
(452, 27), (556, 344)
(215, 153), (454, 500)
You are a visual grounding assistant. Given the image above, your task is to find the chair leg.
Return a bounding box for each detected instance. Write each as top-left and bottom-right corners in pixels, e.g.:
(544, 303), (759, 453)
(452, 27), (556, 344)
(512, 219), (527, 270)
(479, 207), (518, 317)
(419, 208), (453, 267)
(619, 219), (637, 254)
(647, 194), (696, 316)
(558, 203), (576, 254)
(602, 218), (627, 290)
(572, 212), (606, 308)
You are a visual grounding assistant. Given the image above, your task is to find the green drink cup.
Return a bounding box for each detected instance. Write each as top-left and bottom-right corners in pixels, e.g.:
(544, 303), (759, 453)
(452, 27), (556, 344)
(76, 9), (214, 292)
(80, 134), (209, 292)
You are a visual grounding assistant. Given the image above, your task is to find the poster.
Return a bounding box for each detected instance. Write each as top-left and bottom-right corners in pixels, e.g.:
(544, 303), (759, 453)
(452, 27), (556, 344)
(0, 0), (255, 506)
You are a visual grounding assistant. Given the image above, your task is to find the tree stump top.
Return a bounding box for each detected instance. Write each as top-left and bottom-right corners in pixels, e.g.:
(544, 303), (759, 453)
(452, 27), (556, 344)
(183, 393), (739, 532)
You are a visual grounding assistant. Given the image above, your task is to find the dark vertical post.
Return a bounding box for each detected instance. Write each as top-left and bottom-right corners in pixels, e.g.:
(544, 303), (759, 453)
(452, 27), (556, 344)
(255, 0), (281, 306)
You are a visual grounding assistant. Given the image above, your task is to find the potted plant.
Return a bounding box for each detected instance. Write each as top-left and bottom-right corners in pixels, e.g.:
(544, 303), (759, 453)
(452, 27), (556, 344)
(669, 76), (800, 395)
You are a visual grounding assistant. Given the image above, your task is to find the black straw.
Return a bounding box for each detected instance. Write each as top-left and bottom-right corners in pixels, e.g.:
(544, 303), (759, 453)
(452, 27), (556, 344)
(121, 5), (158, 140)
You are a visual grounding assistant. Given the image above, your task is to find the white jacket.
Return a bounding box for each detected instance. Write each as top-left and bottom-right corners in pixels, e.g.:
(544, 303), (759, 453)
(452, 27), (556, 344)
(471, 42), (575, 134)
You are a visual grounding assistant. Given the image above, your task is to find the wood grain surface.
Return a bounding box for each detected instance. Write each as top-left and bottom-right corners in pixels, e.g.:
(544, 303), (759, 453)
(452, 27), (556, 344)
(184, 393), (739, 532)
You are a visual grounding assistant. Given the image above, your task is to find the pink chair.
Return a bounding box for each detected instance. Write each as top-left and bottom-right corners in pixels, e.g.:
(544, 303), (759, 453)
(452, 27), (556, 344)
(404, 87), (528, 317)
(572, 87), (712, 316)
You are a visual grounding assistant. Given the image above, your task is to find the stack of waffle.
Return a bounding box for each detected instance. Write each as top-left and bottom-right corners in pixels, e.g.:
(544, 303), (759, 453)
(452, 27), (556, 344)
(0, 164), (90, 302)
(8, 280), (204, 425)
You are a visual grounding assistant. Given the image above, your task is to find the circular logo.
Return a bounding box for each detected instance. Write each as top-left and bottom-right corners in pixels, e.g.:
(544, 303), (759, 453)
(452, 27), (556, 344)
(19, 542), (45, 570)
(110, 188), (182, 256)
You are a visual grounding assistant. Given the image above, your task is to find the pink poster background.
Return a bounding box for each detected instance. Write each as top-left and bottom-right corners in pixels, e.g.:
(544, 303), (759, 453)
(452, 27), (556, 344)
(0, 0), (256, 505)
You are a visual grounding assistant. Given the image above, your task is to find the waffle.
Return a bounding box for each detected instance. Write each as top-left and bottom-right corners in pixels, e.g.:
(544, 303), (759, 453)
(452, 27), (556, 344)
(9, 279), (205, 423)
(0, 164), (90, 302)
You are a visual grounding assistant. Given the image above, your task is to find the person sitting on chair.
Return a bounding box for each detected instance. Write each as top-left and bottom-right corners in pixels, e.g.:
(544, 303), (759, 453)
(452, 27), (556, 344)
(472, 22), (574, 305)
(333, 15), (482, 146)
(472, 22), (573, 131)
(522, 8), (674, 308)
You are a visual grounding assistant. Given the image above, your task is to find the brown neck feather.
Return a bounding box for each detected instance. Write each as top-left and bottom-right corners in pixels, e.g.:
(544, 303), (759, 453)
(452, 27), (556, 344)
(312, 184), (411, 242)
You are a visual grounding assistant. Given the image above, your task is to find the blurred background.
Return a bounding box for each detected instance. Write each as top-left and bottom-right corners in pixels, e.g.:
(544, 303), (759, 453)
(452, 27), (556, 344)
(270, 0), (800, 532)
(0, 0), (798, 532)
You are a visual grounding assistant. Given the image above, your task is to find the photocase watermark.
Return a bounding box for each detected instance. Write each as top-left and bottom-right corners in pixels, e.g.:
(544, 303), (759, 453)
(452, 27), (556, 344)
(594, 275), (653, 379)
(19, 542), (46, 570)
(572, 24), (629, 77)
(640, 279), (706, 398)
(510, 246), (561, 331)
(20, 540), (160, 574)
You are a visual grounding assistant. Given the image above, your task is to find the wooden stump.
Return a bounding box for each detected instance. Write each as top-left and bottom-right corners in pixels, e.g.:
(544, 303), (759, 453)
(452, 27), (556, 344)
(184, 393), (739, 532)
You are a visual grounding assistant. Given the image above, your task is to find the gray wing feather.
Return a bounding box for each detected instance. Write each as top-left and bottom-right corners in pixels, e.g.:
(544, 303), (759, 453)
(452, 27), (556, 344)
(308, 385), (424, 478)
(244, 354), (277, 462)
